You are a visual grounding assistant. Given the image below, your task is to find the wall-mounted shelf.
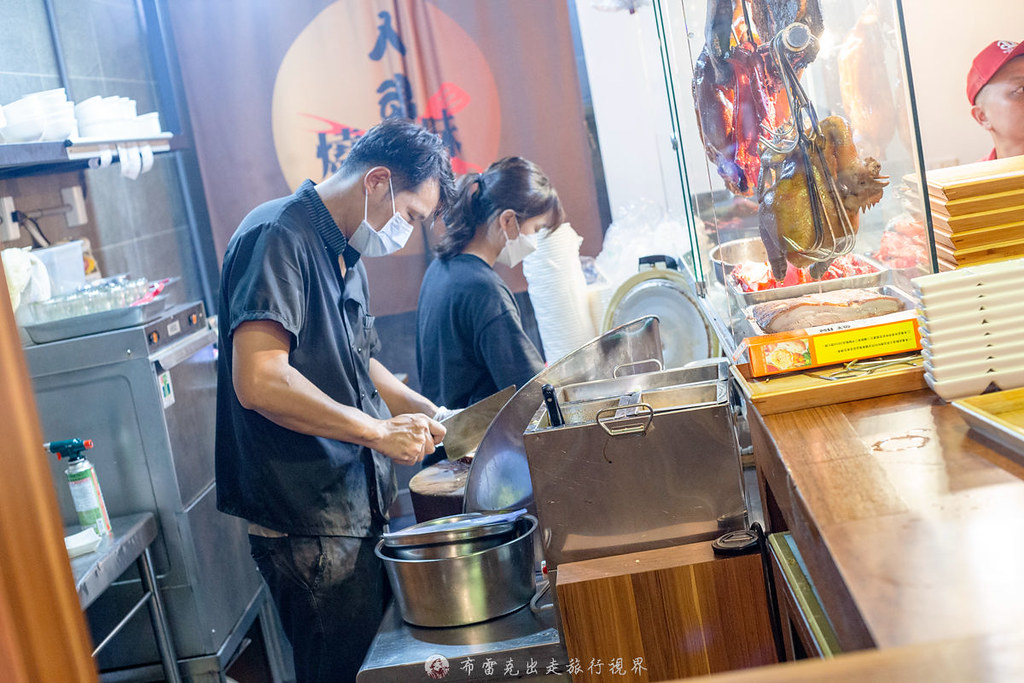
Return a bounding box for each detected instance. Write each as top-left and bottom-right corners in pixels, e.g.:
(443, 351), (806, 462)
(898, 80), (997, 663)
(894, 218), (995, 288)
(0, 133), (175, 178)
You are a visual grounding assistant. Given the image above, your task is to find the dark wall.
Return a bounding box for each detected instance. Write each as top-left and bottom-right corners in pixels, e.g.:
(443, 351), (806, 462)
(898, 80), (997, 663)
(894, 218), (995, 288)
(166, 0), (602, 316)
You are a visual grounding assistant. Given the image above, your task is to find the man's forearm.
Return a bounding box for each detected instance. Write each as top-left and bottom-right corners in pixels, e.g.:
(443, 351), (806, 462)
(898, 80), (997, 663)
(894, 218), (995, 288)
(240, 359), (385, 447)
(369, 358), (438, 417)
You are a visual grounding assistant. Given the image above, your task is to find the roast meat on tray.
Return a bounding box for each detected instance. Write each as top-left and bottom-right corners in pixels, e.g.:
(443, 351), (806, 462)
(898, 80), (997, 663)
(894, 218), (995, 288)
(751, 287), (903, 334)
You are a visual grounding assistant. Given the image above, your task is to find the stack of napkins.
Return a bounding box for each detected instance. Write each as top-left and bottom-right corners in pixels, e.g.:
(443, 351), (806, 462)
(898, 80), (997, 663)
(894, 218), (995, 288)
(913, 258), (1024, 400)
(922, 156), (1024, 271)
(65, 527), (102, 558)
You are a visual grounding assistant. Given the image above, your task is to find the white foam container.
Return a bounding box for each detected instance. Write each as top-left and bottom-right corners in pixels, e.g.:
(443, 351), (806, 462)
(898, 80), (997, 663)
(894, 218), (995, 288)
(925, 366), (1024, 401)
(912, 258), (1024, 298)
(917, 289), (1021, 318)
(922, 327), (1024, 357)
(924, 352), (1024, 382)
(917, 302), (1023, 333)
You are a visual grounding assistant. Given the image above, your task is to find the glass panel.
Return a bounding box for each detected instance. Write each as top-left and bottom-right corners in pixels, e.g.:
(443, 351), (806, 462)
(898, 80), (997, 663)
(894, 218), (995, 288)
(652, 0), (935, 351)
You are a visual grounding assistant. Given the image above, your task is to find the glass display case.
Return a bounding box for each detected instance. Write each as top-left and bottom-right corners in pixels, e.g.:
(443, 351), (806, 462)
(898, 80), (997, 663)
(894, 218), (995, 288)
(650, 0), (936, 373)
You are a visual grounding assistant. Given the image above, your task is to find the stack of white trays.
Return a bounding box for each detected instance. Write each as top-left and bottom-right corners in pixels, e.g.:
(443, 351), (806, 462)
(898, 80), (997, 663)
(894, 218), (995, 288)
(913, 258), (1024, 401)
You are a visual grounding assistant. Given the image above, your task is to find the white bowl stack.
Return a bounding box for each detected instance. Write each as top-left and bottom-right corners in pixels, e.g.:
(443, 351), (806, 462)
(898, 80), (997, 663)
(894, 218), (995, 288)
(75, 96), (161, 139)
(0, 88), (77, 143)
(913, 257), (1024, 401)
(522, 223), (598, 363)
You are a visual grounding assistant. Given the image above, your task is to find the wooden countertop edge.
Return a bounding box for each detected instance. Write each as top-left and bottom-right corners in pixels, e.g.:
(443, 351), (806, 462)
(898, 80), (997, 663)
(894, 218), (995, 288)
(748, 385), (1024, 663)
(749, 403), (876, 651)
(677, 629), (1024, 682)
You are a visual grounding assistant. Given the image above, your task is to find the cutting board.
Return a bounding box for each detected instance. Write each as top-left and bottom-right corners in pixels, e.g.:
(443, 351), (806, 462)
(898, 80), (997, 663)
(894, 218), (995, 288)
(929, 187), (1024, 218)
(935, 238), (1024, 267)
(932, 220), (1024, 251)
(731, 359), (927, 416)
(930, 204), (1024, 233)
(925, 156), (1024, 201)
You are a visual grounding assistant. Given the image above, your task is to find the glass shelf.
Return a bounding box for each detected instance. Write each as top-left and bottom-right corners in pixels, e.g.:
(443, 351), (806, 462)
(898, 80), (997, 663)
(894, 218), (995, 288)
(652, 0), (935, 355)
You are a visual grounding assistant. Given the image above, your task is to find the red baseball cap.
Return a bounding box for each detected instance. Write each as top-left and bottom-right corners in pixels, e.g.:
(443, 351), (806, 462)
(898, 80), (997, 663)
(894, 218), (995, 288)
(967, 40), (1024, 104)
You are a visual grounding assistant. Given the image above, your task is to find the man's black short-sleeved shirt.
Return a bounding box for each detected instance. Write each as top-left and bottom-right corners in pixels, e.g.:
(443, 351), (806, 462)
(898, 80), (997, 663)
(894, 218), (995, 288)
(416, 254), (544, 408)
(215, 180), (395, 537)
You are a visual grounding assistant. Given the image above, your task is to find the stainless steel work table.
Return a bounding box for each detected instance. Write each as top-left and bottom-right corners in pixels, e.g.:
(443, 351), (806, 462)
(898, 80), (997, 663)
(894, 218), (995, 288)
(358, 597), (569, 681)
(68, 512), (181, 683)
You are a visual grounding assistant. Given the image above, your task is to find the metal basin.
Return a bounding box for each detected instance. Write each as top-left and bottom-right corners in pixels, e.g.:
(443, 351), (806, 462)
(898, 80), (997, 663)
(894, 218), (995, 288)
(382, 513), (519, 561)
(708, 237), (768, 285)
(376, 516), (538, 628)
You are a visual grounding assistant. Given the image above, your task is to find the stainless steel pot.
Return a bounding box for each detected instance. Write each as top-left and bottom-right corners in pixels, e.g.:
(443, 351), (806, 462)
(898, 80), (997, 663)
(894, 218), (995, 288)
(708, 236), (768, 285)
(382, 512), (521, 560)
(376, 515), (538, 628)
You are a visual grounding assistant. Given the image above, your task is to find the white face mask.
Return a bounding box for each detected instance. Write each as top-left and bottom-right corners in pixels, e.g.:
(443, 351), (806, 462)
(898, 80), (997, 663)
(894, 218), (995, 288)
(348, 173), (414, 258)
(495, 217), (538, 268)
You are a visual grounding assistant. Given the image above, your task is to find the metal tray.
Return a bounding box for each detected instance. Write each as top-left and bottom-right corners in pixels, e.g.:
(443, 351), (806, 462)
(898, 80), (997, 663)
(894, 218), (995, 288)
(557, 359), (726, 404)
(557, 380), (726, 427)
(742, 284), (919, 337)
(953, 387), (1024, 459)
(726, 253), (890, 307)
(23, 297), (168, 344)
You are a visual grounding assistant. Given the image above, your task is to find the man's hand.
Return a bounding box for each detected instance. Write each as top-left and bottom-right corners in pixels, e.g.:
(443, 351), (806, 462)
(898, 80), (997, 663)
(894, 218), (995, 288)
(370, 414), (446, 466)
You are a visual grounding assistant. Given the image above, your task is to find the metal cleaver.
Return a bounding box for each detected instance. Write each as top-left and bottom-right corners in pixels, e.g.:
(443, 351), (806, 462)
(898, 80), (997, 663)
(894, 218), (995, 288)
(439, 386), (516, 461)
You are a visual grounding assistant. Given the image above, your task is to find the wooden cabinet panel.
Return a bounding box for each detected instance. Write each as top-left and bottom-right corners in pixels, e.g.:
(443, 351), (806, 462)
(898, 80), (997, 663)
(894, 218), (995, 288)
(556, 541), (777, 681)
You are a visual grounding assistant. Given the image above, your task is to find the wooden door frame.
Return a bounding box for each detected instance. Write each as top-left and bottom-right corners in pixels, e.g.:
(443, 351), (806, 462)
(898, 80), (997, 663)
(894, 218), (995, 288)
(0, 267), (98, 682)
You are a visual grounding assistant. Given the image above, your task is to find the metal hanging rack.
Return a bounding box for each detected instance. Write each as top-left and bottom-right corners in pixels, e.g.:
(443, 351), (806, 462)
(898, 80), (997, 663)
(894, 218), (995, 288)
(759, 23), (857, 265)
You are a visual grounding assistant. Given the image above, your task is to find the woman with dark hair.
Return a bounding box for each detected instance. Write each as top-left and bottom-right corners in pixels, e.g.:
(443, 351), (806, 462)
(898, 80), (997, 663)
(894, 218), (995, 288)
(416, 156), (564, 413)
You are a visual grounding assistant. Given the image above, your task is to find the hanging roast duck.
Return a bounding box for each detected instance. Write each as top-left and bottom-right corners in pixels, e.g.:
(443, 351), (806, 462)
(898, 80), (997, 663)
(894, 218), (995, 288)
(692, 0), (822, 196)
(692, 0), (887, 278)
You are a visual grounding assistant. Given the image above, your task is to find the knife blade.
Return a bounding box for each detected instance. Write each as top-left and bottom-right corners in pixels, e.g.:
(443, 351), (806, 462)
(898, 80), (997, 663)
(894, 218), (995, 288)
(440, 386), (516, 461)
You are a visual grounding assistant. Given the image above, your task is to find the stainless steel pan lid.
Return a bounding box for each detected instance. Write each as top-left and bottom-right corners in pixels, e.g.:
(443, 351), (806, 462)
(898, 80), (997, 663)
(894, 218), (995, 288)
(382, 509), (526, 548)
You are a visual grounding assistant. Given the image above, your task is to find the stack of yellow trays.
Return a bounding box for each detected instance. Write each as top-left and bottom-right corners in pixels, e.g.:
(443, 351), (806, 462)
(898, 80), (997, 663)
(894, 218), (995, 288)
(924, 156), (1024, 271)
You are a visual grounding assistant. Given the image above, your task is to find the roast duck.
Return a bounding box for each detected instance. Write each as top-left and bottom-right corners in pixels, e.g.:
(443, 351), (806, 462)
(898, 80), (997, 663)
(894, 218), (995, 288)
(693, 0), (889, 281)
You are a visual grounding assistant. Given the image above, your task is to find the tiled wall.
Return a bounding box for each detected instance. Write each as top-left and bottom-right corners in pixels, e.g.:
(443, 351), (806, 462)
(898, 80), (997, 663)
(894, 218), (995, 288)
(1, 0), (201, 311)
(52, 0), (160, 113)
(0, 0), (61, 103)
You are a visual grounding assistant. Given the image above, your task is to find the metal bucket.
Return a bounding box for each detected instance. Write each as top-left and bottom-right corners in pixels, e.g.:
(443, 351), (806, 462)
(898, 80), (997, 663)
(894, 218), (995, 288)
(382, 512), (519, 561)
(376, 515), (538, 628)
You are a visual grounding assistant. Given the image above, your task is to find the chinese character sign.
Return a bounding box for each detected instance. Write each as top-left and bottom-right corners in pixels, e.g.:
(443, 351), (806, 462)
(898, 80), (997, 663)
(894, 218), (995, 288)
(271, 0), (500, 192)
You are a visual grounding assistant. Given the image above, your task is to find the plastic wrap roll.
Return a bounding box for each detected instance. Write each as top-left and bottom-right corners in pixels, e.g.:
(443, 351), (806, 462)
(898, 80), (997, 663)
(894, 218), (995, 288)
(522, 224), (597, 363)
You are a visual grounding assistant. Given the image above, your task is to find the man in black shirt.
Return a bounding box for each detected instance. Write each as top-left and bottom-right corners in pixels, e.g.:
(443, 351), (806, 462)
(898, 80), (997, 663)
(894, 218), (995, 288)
(215, 119), (455, 683)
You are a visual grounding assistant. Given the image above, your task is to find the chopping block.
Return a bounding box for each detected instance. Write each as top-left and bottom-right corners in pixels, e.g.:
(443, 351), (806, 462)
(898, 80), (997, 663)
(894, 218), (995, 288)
(555, 539), (777, 681)
(408, 459), (471, 523)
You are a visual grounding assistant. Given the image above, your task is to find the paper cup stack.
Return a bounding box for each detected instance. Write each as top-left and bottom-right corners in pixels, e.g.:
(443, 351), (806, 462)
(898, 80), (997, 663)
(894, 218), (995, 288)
(913, 257), (1024, 401)
(522, 224), (597, 363)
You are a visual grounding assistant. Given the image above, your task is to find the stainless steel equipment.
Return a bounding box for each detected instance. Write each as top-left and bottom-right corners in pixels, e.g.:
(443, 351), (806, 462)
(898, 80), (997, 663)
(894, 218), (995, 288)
(24, 302), (282, 682)
(376, 515), (539, 628)
(601, 256), (716, 368)
(522, 360), (746, 567)
(382, 511), (522, 560)
(465, 316), (664, 514)
(357, 598), (567, 682)
(439, 386), (516, 461)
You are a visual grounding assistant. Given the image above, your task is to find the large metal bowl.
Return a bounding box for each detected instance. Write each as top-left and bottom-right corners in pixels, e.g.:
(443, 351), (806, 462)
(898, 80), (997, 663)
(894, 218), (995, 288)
(376, 515), (538, 628)
(708, 237), (768, 286)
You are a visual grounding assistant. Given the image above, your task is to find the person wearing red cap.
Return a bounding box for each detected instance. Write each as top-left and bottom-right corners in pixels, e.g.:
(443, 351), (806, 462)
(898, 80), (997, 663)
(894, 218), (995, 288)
(967, 40), (1024, 161)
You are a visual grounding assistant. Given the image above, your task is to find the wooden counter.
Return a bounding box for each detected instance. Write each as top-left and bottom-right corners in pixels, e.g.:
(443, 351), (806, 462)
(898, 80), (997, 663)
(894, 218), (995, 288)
(750, 388), (1024, 652)
(688, 629), (1024, 682)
